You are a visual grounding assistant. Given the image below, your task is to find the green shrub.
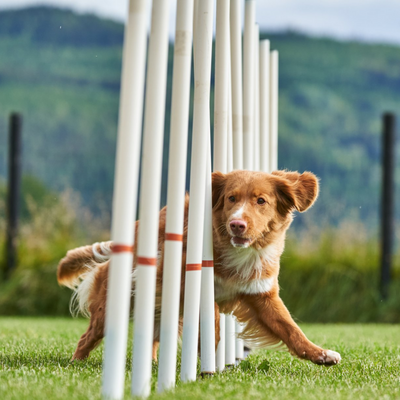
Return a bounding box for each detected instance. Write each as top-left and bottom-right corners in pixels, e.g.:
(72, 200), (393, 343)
(280, 222), (400, 323)
(0, 177), (109, 315)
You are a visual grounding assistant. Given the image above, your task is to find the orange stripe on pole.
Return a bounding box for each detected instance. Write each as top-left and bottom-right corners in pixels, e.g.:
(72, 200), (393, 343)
(112, 244), (134, 253)
(137, 257), (157, 266)
(186, 263), (202, 271)
(165, 233), (183, 242)
(202, 260), (214, 267)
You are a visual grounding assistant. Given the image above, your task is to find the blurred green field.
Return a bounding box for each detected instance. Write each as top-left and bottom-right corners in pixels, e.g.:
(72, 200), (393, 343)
(2, 7), (400, 227)
(1, 5), (399, 323)
(1, 318), (399, 399)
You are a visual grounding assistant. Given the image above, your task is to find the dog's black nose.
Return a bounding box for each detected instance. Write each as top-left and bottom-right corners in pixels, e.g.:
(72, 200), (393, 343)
(229, 219), (247, 236)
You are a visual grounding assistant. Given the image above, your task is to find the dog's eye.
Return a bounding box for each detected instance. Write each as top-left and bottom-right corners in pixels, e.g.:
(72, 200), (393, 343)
(257, 198), (266, 205)
(228, 196), (235, 203)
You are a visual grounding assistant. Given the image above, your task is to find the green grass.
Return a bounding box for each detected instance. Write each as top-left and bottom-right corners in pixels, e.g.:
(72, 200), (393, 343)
(1, 318), (399, 399)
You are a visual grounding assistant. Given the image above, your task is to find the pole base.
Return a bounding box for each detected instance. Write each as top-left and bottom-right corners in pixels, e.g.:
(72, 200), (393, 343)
(200, 372), (215, 378)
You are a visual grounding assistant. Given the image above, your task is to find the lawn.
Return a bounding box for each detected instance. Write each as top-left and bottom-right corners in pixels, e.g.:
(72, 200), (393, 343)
(0, 317), (399, 399)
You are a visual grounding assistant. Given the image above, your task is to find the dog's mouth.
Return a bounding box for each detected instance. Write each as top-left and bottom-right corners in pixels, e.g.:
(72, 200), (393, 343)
(230, 236), (252, 248)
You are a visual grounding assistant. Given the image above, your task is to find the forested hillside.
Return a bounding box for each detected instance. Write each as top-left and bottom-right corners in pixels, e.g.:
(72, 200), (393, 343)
(0, 6), (399, 233)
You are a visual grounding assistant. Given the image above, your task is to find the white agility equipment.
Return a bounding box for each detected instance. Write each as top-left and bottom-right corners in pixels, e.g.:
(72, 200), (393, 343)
(131, 0), (172, 397)
(102, 0), (148, 398)
(229, 0), (243, 170)
(101, 0), (279, 397)
(235, 321), (244, 361)
(225, 314), (236, 366)
(214, 0), (230, 371)
(254, 24), (261, 172)
(191, 0), (216, 379)
(157, 0), (194, 392)
(243, 0), (256, 171)
(200, 141), (216, 375)
(214, 0), (230, 175)
(229, 0), (245, 363)
(270, 50), (279, 173)
(260, 39), (271, 173)
(180, 0), (215, 383)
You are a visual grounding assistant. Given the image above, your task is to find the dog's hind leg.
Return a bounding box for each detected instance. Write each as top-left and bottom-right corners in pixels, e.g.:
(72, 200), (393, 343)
(72, 264), (109, 361)
(72, 311), (105, 361)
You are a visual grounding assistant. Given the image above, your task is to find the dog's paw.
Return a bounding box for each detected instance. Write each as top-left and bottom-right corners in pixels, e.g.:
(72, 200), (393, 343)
(313, 349), (341, 366)
(71, 352), (89, 362)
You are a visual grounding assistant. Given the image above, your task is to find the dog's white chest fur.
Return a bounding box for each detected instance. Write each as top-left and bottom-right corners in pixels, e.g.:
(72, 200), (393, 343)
(214, 275), (275, 302)
(214, 243), (278, 302)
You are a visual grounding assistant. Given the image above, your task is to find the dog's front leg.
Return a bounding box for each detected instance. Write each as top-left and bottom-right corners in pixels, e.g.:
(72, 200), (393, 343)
(244, 292), (341, 366)
(214, 301), (220, 350)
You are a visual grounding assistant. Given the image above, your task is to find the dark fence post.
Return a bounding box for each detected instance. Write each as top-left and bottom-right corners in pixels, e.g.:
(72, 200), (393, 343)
(380, 112), (396, 299)
(5, 112), (22, 280)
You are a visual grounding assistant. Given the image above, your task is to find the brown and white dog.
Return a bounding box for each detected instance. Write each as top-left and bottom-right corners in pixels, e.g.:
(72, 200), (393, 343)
(57, 170), (341, 366)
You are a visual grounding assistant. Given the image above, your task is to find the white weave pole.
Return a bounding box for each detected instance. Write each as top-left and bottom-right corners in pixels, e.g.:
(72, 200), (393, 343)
(102, 1), (148, 398)
(253, 24), (260, 172)
(222, 3), (237, 365)
(229, 0), (245, 362)
(229, 0), (244, 170)
(214, 0), (230, 174)
(269, 50), (279, 172)
(232, 53), (244, 363)
(225, 314), (236, 366)
(214, 0), (230, 371)
(235, 321), (244, 361)
(243, 0), (255, 170)
(200, 139), (216, 375)
(199, 0), (218, 377)
(227, 97), (233, 173)
(157, 0), (194, 392)
(259, 40), (270, 173)
(227, 49), (234, 175)
(181, 0), (214, 382)
(131, 0), (171, 397)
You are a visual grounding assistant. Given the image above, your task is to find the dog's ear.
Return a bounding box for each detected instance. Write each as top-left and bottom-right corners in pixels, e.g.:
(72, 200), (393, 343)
(274, 177), (297, 215)
(212, 171), (227, 209)
(273, 170), (319, 214)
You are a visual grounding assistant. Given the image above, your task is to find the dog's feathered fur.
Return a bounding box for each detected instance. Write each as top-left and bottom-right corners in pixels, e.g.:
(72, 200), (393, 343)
(58, 170), (341, 365)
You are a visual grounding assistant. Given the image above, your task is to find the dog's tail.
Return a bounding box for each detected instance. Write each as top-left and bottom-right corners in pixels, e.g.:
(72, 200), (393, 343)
(57, 241), (113, 289)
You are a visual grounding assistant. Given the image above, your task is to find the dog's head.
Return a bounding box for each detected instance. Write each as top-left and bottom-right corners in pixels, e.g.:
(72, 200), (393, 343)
(212, 170), (319, 250)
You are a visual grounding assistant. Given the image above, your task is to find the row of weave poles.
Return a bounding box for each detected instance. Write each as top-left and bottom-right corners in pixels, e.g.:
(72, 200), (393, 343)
(100, 0), (278, 398)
